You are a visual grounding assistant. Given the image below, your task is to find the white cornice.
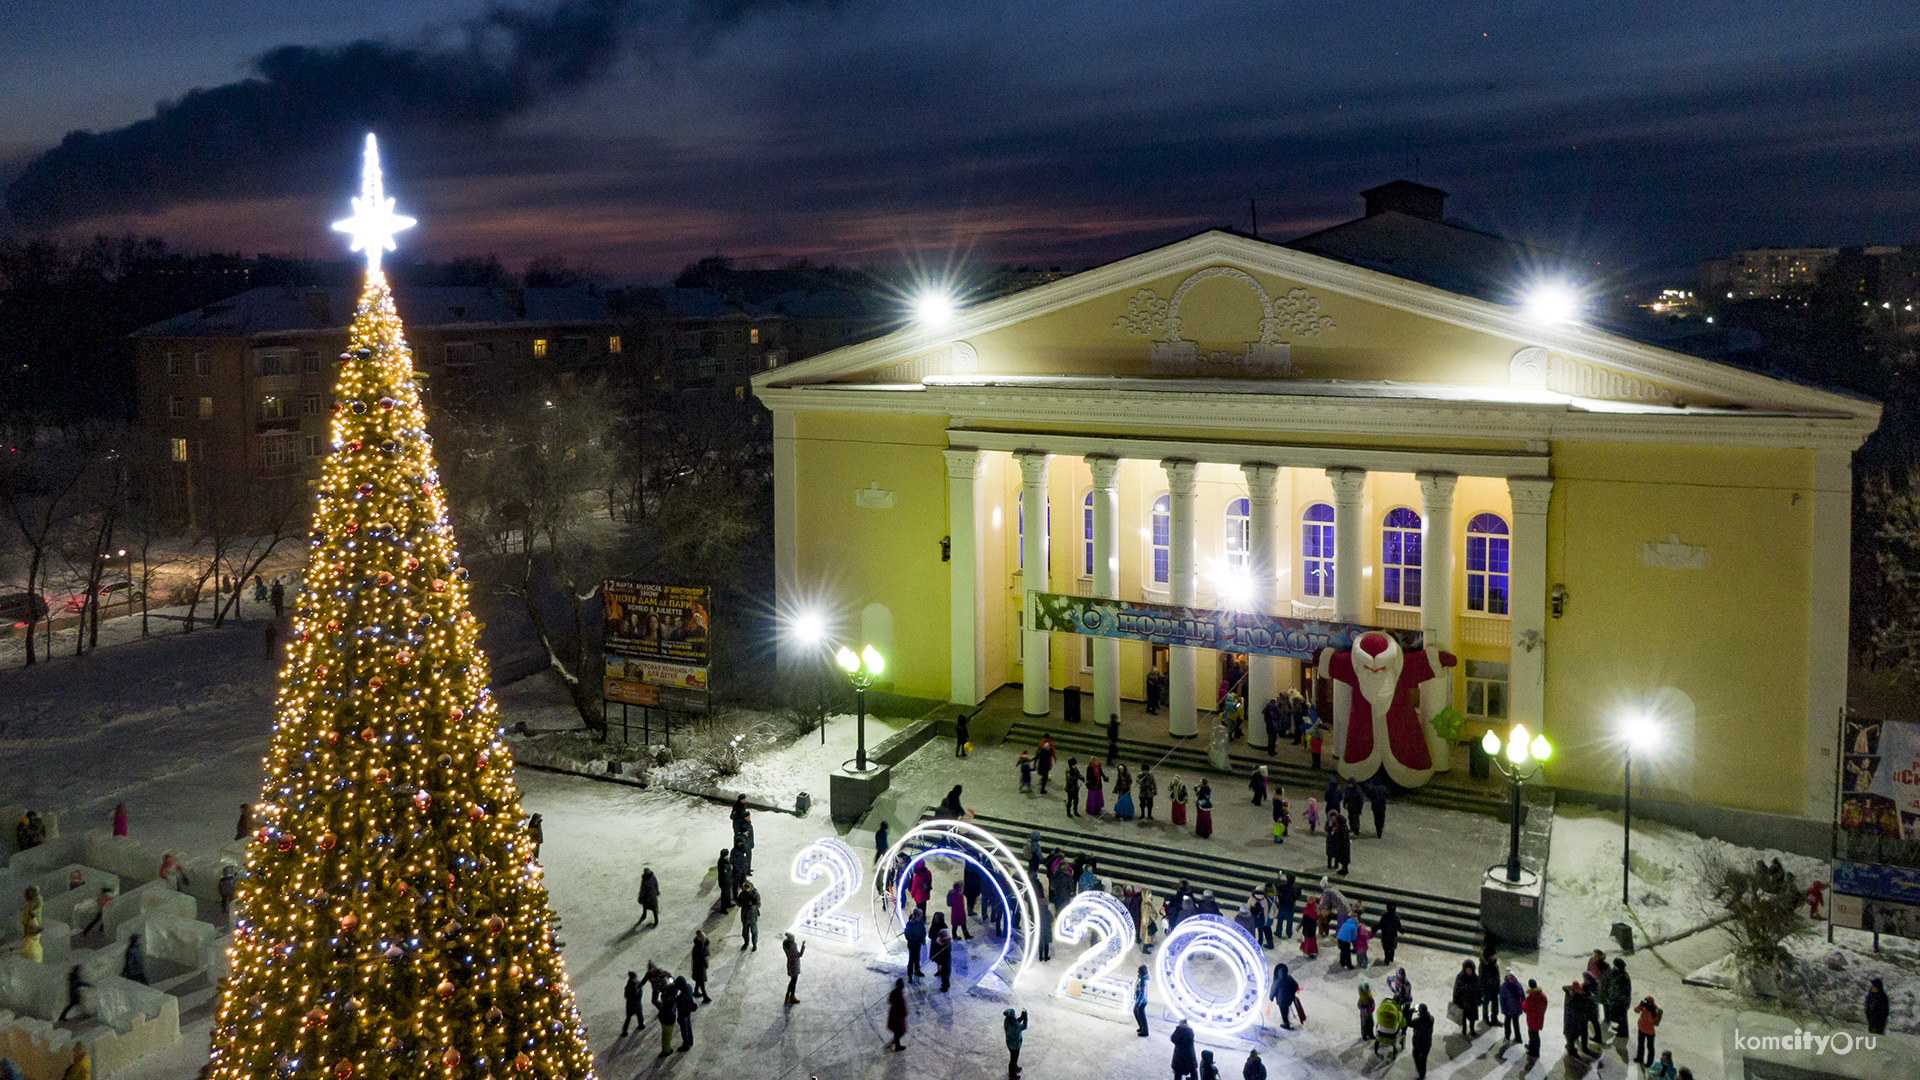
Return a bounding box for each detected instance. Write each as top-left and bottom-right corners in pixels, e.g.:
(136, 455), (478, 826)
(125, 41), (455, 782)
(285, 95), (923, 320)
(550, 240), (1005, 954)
(755, 381), (1877, 452)
(952, 429), (1549, 478)
(751, 230), (1879, 423)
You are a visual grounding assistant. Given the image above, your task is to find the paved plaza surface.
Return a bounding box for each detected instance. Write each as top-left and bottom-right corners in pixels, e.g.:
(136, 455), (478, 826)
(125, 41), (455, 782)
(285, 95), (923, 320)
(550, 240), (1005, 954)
(4, 623), (1910, 1079)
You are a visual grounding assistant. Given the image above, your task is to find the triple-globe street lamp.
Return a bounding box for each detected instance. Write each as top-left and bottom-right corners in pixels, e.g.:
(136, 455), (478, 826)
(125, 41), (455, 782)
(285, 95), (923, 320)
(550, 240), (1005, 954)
(836, 644), (886, 773)
(1483, 724), (1553, 884)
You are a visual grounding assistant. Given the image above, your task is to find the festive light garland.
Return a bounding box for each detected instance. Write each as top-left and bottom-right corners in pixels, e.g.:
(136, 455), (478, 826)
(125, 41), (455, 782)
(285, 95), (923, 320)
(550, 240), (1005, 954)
(1051, 891), (1135, 1012)
(206, 136), (595, 1080)
(1152, 914), (1269, 1035)
(788, 838), (862, 945)
(873, 820), (1040, 983)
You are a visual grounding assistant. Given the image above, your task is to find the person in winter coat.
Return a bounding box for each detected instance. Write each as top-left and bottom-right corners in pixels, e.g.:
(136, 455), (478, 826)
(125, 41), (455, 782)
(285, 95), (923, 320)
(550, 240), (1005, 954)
(673, 976), (697, 1050)
(112, 803), (127, 838)
(1276, 873), (1298, 940)
(235, 804), (252, 842)
(955, 711), (971, 757)
(1368, 783), (1387, 838)
(1138, 765), (1158, 820)
(527, 814), (543, 858)
(1648, 1051), (1679, 1080)
(1233, 904), (1258, 938)
(1357, 982), (1376, 1041)
(1169, 776), (1189, 826)
(1003, 1008), (1028, 1078)
(1342, 780), (1364, 831)
(736, 880), (762, 950)
(1243, 1049), (1267, 1080)
(1200, 1049), (1220, 1080)
(120, 934), (147, 984)
(1633, 994), (1663, 1065)
(1335, 915), (1359, 969)
(1409, 1004), (1436, 1079)
(909, 862), (933, 912)
(690, 930), (712, 1001)
(931, 915), (954, 992)
(875, 820), (890, 865)
(621, 971), (646, 1036)
(1387, 967), (1413, 1010)
(1065, 759), (1083, 818)
(1866, 977), (1890, 1034)
(1602, 957), (1631, 1036)
(1036, 737), (1055, 794)
(948, 881), (973, 940)
(1271, 792), (1290, 845)
(733, 814), (755, 877)
(1114, 764), (1136, 820)
(1170, 1018), (1199, 1080)
(1194, 780), (1214, 839)
(1134, 965), (1151, 1036)
(58, 965), (89, 1021)
(1249, 766), (1268, 806)
(782, 933), (806, 1005)
(1499, 973), (1524, 1042)
(1018, 753), (1034, 793)
(1271, 962), (1304, 1028)
(157, 853), (189, 891)
(637, 867), (660, 927)
(1521, 979), (1548, 1060)
(1085, 757), (1106, 817)
(1329, 814), (1352, 875)
(1478, 951), (1501, 1025)
(938, 785), (967, 819)
(1564, 983), (1594, 1058)
(1263, 696), (1285, 755)
(1297, 897), (1320, 958)
(903, 908), (927, 982)
(1452, 960), (1480, 1036)
(1376, 901), (1402, 963)
(1354, 920), (1373, 969)
(1308, 721), (1324, 768)
(1304, 797), (1320, 836)
(712, 849), (735, 914)
(965, 864), (984, 917)
(654, 978), (678, 1057)
(886, 977), (908, 1050)
(1107, 714), (1122, 764)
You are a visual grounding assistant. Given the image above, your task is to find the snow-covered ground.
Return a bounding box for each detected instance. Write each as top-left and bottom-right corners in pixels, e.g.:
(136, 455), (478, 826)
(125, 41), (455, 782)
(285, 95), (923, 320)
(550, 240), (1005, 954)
(8, 624), (1916, 1080)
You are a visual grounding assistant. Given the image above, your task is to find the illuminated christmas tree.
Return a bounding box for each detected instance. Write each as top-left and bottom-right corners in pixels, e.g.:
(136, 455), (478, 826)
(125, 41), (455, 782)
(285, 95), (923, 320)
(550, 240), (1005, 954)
(209, 136), (596, 1080)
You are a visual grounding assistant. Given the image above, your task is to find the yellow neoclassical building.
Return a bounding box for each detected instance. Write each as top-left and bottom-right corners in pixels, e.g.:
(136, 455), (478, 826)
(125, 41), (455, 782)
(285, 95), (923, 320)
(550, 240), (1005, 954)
(753, 223), (1878, 842)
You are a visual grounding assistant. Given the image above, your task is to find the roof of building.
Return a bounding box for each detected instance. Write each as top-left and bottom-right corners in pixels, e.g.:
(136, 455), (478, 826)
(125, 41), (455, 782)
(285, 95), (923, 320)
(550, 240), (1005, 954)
(130, 286), (625, 339)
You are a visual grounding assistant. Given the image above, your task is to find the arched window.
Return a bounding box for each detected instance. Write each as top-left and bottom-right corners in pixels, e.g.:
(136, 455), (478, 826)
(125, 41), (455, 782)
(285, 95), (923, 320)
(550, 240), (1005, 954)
(1466, 513), (1510, 615)
(1150, 494), (1171, 586)
(1382, 507), (1422, 606)
(1083, 490), (1095, 577)
(1224, 497), (1251, 573)
(1302, 503), (1335, 598)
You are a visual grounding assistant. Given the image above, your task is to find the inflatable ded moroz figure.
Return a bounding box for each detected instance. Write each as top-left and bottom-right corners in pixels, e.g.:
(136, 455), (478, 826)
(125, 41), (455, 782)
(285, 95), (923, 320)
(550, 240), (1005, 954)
(1315, 631), (1457, 788)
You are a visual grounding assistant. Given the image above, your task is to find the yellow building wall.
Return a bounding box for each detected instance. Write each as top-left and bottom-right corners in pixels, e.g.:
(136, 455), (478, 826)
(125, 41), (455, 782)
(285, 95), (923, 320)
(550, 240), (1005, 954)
(789, 412), (954, 701)
(1542, 442), (1815, 815)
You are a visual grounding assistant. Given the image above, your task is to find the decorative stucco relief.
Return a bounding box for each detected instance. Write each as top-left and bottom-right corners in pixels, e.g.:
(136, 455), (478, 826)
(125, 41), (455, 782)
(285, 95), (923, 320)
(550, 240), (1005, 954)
(1641, 534), (1707, 569)
(1114, 266), (1332, 376)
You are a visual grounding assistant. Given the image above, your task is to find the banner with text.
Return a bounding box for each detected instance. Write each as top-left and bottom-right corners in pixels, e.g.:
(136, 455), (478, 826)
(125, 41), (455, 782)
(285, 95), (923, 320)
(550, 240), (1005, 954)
(1840, 716), (1920, 840)
(1029, 592), (1422, 660)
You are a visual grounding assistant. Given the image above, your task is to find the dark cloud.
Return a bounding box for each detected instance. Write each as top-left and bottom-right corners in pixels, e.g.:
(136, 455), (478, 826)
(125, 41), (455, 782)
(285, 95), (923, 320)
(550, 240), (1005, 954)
(3, 0), (826, 230)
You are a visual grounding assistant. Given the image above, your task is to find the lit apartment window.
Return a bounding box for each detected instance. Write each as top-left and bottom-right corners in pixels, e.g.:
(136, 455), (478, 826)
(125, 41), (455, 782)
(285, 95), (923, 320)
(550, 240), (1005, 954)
(750, 327), (760, 344)
(608, 335), (622, 354)
(533, 339), (548, 357)
(195, 352), (212, 376)
(169, 396), (187, 419)
(165, 352), (182, 376)
(303, 394), (321, 415)
(261, 395), (292, 420)
(262, 431), (297, 467)
(734, 386), (745, 401)
(198, 397), (214, 420)
(170, 438), (188, 462)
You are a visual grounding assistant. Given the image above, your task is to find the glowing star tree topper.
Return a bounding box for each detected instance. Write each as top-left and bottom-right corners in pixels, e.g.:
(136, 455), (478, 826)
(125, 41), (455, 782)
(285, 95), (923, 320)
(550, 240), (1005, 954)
(332, 133), (416, 275)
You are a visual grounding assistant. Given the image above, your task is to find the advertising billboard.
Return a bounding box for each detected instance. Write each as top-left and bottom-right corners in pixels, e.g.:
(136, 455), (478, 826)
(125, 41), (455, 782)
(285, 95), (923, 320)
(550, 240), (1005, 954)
(603, 580), (710, 710)
(1833, 714), (1920, 939)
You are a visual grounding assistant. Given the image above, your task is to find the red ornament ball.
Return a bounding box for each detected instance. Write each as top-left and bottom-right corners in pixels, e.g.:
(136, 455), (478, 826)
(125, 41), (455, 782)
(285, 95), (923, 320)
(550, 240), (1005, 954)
(413, 790), (431, 810)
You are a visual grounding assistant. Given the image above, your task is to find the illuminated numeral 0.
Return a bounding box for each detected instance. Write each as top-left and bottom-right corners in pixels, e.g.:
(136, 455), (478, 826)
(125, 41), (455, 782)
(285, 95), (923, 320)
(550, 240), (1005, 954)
(1053, 891), (1136, 1012)
(790, 838), (862, 944)
(1153, 914), (1269, 1035)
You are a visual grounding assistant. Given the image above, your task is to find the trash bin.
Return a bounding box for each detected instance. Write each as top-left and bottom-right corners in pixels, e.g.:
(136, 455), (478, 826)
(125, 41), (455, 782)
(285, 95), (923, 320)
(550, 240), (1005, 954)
(1469, 736), (1491, 779)
(1064, 685), (1082, 722)
(1610, 921), (1634, 954)
(795, 791), (812, 817)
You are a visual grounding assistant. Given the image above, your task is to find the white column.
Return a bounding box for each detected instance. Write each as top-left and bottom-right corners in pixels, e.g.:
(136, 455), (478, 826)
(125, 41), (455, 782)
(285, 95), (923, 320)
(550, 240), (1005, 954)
(1806, 450), (1852, 819)
(1242, 463), (1280, 748)
(1088, 455), (1122, 727)
(1163, 459), (1199, 738)
(772, 409), (801, 669)
(944, 448), (988, 706)
(1016, 451), (1052, 717)
(1416, 472), (1458, 650)
(1506, 477), (1553, 733)
(1327, 468), (1367, 623)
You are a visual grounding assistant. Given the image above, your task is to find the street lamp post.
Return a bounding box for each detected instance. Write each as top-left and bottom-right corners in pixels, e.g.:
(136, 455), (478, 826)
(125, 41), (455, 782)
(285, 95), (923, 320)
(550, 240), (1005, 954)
(790, 612), (829, 745)
(836, 644), (885, 772)
(1621, 717), (1658, 906)
(1483, 725), (1553, 884)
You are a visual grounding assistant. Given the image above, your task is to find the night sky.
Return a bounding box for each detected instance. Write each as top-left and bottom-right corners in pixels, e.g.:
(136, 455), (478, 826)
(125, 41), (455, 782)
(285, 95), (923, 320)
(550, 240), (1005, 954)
(3, 0), (1916, 278)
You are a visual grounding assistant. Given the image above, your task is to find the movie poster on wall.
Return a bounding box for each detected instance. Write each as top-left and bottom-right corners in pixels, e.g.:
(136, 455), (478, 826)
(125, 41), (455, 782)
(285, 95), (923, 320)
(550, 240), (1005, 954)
(1840, 716), (1920, 839)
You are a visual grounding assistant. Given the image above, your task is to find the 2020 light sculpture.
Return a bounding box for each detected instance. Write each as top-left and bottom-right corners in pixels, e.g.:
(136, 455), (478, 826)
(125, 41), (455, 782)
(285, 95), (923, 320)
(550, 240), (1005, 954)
(789, 837), (863, 944)
(1153, 914), (1269, 1035)
(874, 820), (1041, 989)
(1052, 891), (1135, 1013)
(206, 135), (595, 1080)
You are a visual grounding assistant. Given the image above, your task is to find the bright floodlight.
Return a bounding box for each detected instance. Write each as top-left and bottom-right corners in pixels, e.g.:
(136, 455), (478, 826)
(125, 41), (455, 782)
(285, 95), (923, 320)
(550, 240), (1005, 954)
(1482, 730), (1502, 756)
(861, 644), (885, 675)
(1623, 715), (1658, 751)
(836, 646), (860, 672)
(1522, 281), (1580, 325)
(791, 611), (826, 646)
(1216, 571), (1254, 610)
(913, 289), (955, 328)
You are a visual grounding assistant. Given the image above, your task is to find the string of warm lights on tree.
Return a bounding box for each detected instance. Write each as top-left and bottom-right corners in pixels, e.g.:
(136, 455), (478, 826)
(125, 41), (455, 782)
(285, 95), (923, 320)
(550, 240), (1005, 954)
(208, 135), (596, 1080)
